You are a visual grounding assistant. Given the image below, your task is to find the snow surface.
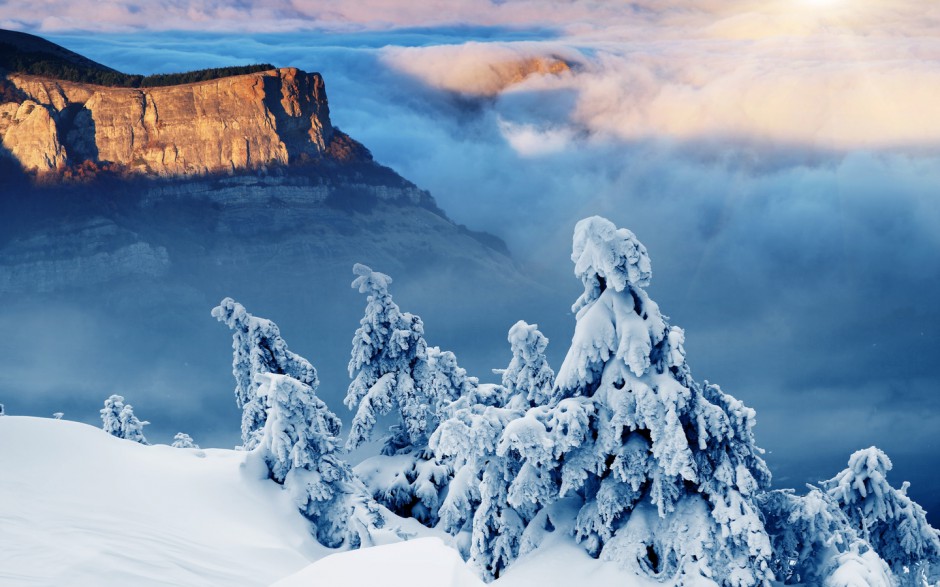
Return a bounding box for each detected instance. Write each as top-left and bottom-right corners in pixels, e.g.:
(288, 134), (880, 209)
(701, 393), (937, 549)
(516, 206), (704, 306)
(0, 416), (327, 587)
(0, 416), (649, 587)
(2, 415), (925, 587)
(271, 537), (484, 587)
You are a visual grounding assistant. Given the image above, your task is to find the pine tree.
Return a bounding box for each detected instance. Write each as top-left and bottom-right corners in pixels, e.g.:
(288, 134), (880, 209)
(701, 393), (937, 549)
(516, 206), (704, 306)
(101, 394), (125, 437)
(502, 216), (773, 587)
(101, 395), (149, 444)
(432, 320), (555, 580)
(757, 486), (892, 587)
(345, 263), (474, 525)
(119, 404), (149, 445)
(171, 433), (199, 449)
(823, 447), (940, 585)
(212, 297), (317, 450)
(255, 372), (382, 548)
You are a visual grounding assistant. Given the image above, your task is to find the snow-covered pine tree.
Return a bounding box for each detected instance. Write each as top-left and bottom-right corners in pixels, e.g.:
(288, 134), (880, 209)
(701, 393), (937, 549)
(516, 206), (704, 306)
(0, 403), (4, 416)
(501, 216), (773, 587)
(345, 263), (473, 526)
(119, 403), (149, 445)
(101, 394), (125, 437)
(757, 486), (892, 587)
(171, 433), (199, 449)
(255, 372), (382, 549)
(823, 447), (940, 585)
(212, 297), (317, 450)
(432, 320), (556, 581)
(52, 412), (63, 420)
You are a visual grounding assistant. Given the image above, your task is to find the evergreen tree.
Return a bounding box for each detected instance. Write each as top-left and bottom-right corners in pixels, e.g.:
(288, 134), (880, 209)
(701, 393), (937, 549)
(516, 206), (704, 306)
(255, 372), (382, 549)
(432, 320), (555, 581)
(503, 216), (773, 587)
(101, 395), (149, 444)
(212, 297), (317, 450)
(500, 320), (555, 408)
(119, 404), (149, 445)
(171, 433), (199, 449)
(823, 447), (940, 585)
(101, 394), (125, 437)
(345, 263), (474, 525)
(757, 486), (892, 587)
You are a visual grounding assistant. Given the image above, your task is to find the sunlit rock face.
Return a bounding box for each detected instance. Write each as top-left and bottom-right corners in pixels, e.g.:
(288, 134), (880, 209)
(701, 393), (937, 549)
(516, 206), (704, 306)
(1, 67), (339, 175)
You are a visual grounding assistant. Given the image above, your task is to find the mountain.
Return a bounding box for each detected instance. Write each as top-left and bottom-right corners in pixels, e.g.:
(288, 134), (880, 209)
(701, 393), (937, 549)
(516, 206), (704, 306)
(1, 66), (364, 175)
(0, 28), (118, 77)
(0, 31), (534, 449)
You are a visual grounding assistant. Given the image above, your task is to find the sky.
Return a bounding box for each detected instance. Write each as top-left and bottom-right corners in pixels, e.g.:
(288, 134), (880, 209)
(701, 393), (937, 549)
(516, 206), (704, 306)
(1, 0), (939, 520)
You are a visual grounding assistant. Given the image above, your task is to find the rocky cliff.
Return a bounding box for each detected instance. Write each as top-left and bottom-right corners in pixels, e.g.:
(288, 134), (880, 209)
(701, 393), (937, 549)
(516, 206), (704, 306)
(0, 67), (341, 175)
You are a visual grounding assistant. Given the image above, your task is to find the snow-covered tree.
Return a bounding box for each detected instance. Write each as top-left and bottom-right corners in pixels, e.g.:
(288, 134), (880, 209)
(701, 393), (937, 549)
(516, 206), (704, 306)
(255, 372), (382, 548)
(119, 404), (149, 445)
(502, 216), (773, 587)
(0, 403), (4, 416)
(432, 320), (555, 581)
(212, 297), (317, 450)
(757, 486), (892, 587)
(499, 320), (555, 408)
(101, 395), (149, 444)
(52, 412), (64, 420)
(346, 263), (475, 526)
(101, 394), (125, 437)
(345, 264), (432, 452)
(171, 433), (199, 449)
(823, 447), (940, 584)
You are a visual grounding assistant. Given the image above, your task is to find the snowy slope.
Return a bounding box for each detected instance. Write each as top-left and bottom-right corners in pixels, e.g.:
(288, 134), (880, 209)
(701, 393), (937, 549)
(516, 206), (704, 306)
(271, 538), (484, 587)
(0, 416), (647, 587)
(0, 416), (328, 587)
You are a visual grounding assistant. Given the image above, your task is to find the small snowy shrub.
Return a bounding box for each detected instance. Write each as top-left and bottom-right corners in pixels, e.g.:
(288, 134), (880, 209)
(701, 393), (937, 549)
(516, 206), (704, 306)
(52, 412), (64, 420)
(171, 433), (199, 449)
(346, 264), (474, 526)
(119, 404), (149, 445)
(100, 395), (149, 444)
(823, 447), (940, 584)
(212, 297), (317, 450)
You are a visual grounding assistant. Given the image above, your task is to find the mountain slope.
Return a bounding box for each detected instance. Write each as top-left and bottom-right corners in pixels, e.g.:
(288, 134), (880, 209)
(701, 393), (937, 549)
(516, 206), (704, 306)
(0, 29), (117, 77)
(0, 32), (531, 450)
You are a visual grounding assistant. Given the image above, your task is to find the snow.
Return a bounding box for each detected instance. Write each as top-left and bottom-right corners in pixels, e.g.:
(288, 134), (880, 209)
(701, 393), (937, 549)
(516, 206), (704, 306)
(0, 416), (327, 587)
(0, 404), (933, 587)
(271, 537), (484, 587)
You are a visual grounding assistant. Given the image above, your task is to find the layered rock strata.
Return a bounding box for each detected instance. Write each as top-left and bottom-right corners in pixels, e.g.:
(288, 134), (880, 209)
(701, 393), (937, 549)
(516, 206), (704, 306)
(0, 67), (336, 175)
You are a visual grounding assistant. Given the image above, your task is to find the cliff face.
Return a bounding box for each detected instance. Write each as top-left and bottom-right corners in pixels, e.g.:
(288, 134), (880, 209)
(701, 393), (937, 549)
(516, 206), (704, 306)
(0, 67), (336, 175)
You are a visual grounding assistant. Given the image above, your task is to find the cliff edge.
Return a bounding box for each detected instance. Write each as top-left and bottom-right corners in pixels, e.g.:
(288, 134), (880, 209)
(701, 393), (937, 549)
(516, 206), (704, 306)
(0, 66), (356, 175)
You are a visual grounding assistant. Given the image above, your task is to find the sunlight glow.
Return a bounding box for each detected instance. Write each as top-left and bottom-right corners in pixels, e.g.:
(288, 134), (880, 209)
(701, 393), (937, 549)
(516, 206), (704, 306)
(801, 0), (846, 7)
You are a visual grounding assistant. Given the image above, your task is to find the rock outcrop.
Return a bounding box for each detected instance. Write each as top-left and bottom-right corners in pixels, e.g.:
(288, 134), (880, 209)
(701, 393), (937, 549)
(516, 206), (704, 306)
(0, 67), (339, 175)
